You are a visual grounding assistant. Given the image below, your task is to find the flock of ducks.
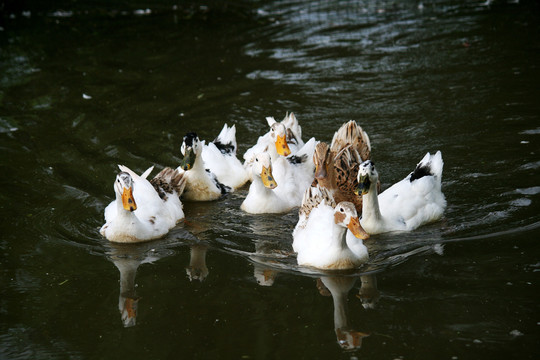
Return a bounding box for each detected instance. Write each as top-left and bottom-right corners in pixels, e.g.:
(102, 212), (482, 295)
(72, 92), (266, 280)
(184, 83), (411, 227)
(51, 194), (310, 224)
(100, 113), (447, 270)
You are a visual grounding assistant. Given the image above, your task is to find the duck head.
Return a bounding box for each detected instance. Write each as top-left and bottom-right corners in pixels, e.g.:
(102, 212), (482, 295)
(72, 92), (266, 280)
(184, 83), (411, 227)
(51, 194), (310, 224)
(115, 172), (137, 212)
(313, 142), (332, 180)
(253, 152), (278, 189)
(355, 160), (378, 196)
(179, 132), (201, 170)
(334, 201), (369, 239)
(267, 120), (291, 157)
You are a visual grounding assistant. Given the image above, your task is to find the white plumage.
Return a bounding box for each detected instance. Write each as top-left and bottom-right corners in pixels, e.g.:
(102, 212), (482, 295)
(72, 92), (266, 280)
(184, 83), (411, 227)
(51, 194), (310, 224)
(243, 113), (305, 178)
(357, 151), (447, 234)
(241, 152), (296, 214)
(292, 186), (369, 270)
(201, 124), (249, 189)
(177, 132), (230, 201)
(100, 165), (186, 243)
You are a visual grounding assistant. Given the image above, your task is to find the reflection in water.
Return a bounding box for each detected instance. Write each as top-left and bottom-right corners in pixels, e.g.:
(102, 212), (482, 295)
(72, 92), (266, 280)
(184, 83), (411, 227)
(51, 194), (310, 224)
(357, 275), (380, 310)
(251, 240), (287, 286)
(106, 241), (174, 327)
(318, 276), (377, 350)
(186, 244), (209, 282)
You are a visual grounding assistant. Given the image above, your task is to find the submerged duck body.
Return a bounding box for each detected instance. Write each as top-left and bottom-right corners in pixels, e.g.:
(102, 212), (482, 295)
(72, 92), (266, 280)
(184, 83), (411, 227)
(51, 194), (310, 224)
(101, 165), (186, 243)
(357, 151), (447, 234)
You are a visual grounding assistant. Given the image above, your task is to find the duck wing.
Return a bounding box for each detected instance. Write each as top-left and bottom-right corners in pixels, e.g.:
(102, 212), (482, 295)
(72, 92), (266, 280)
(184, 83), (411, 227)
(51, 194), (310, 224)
(297, 185), (336, 230)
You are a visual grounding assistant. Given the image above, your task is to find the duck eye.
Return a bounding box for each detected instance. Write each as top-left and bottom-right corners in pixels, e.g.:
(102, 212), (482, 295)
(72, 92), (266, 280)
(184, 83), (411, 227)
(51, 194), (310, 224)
(339, 207), (344, 212)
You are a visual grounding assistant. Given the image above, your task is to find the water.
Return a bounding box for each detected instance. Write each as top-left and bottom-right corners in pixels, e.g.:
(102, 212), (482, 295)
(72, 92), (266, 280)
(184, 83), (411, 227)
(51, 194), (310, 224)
(1, 0), (539, 358)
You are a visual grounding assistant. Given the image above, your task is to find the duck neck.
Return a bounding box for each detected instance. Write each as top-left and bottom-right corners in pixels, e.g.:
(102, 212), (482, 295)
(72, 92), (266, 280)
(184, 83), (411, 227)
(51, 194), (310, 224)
(252, 176), (276, 199)
(192, 149), (206, 172)
(362, 179), (382, 223)
(115, 194), (143, 230)
(332, 223), (349, 250)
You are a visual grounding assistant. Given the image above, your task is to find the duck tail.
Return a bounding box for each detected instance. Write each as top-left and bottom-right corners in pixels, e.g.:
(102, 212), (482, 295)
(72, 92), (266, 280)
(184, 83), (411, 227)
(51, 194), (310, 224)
(213, 123), (237, 155)
(281, 112), (302, 142)
(330, 120), (371, 161)
(410, 151), (444, 183)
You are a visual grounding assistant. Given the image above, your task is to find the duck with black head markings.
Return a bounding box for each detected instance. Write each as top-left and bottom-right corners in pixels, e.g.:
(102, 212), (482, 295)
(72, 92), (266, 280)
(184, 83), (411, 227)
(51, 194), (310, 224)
(177, 132), (231, 201)
(356, 151), (446, 234)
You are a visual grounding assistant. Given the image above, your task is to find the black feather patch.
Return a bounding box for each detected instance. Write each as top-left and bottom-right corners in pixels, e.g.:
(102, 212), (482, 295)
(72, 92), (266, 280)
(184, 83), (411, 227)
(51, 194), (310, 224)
(183, 132), (199, 147)
(206, 169), (231, 195)
(410, 163), (432, 182)
(287, 154), (307, 164)
(213, 140), (235, 155)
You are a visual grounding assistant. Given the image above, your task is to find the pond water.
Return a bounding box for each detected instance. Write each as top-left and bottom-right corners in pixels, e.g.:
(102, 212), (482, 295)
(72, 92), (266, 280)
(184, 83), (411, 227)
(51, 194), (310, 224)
(1, 0), (539, 359)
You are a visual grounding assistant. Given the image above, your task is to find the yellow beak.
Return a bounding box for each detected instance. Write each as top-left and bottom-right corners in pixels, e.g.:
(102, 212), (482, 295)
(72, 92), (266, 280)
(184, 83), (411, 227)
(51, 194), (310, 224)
(275, 134), (291, 156)
(348, 216), (369, 240)
(122, 187), (137, 211)
(261, 165), (278, 189)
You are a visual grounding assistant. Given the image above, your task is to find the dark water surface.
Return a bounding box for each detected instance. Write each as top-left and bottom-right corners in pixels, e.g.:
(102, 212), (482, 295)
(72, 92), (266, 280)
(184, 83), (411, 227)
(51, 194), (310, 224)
(1, 1), (539, 359)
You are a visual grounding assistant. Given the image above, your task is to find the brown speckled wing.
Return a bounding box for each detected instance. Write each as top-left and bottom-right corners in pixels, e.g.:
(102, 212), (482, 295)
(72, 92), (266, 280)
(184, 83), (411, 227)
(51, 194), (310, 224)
(297, 186), (336, 229)
(150, 167), (186, 200)
(333, 147), (363, 213)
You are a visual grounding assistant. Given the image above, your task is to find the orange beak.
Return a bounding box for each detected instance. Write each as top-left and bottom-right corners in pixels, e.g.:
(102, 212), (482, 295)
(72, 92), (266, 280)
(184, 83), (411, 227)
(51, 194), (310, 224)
(122, 187), (137, 211)
(124, 297), (138, 319)
(348, 216), (369, 239)
(275, 134), (291, 156)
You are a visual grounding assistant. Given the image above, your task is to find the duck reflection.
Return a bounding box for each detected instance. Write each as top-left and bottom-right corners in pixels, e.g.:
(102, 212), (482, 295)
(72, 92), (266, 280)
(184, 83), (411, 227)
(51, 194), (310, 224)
(186, 244), (209, 282)
(317, 275), (378, 350)
(251, 240), (286, 286)
(106, 241), (168, 327)
(357, 274), (380, 309)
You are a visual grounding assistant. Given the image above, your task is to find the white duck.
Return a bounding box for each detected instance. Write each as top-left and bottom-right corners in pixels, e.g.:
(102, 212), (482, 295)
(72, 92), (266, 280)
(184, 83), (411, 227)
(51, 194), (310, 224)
(201, 124), (249, 189)
(100, 165), (186, 243)
(243, 113), (305, 176)
(241, 152), (297, 214)
(292, 185), (370, 270)
(356, 151), (447, 234)
(177, 132), (231, 201)
(271, 137), (317, 207)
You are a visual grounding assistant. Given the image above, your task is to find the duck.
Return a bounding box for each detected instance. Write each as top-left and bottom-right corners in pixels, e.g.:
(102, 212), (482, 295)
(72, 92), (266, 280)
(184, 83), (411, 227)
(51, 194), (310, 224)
(292, 185), (370, 270)
(312, 120), (376, 214)
(100, 165), (186, 243)
(243, 113), (305, 177)
(241, 152), (297, 214)
(271, 137), (317, 206)
(356, 151), (447, 234)
(201, 123), (249, 189)
(177, 132), (231, 201)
